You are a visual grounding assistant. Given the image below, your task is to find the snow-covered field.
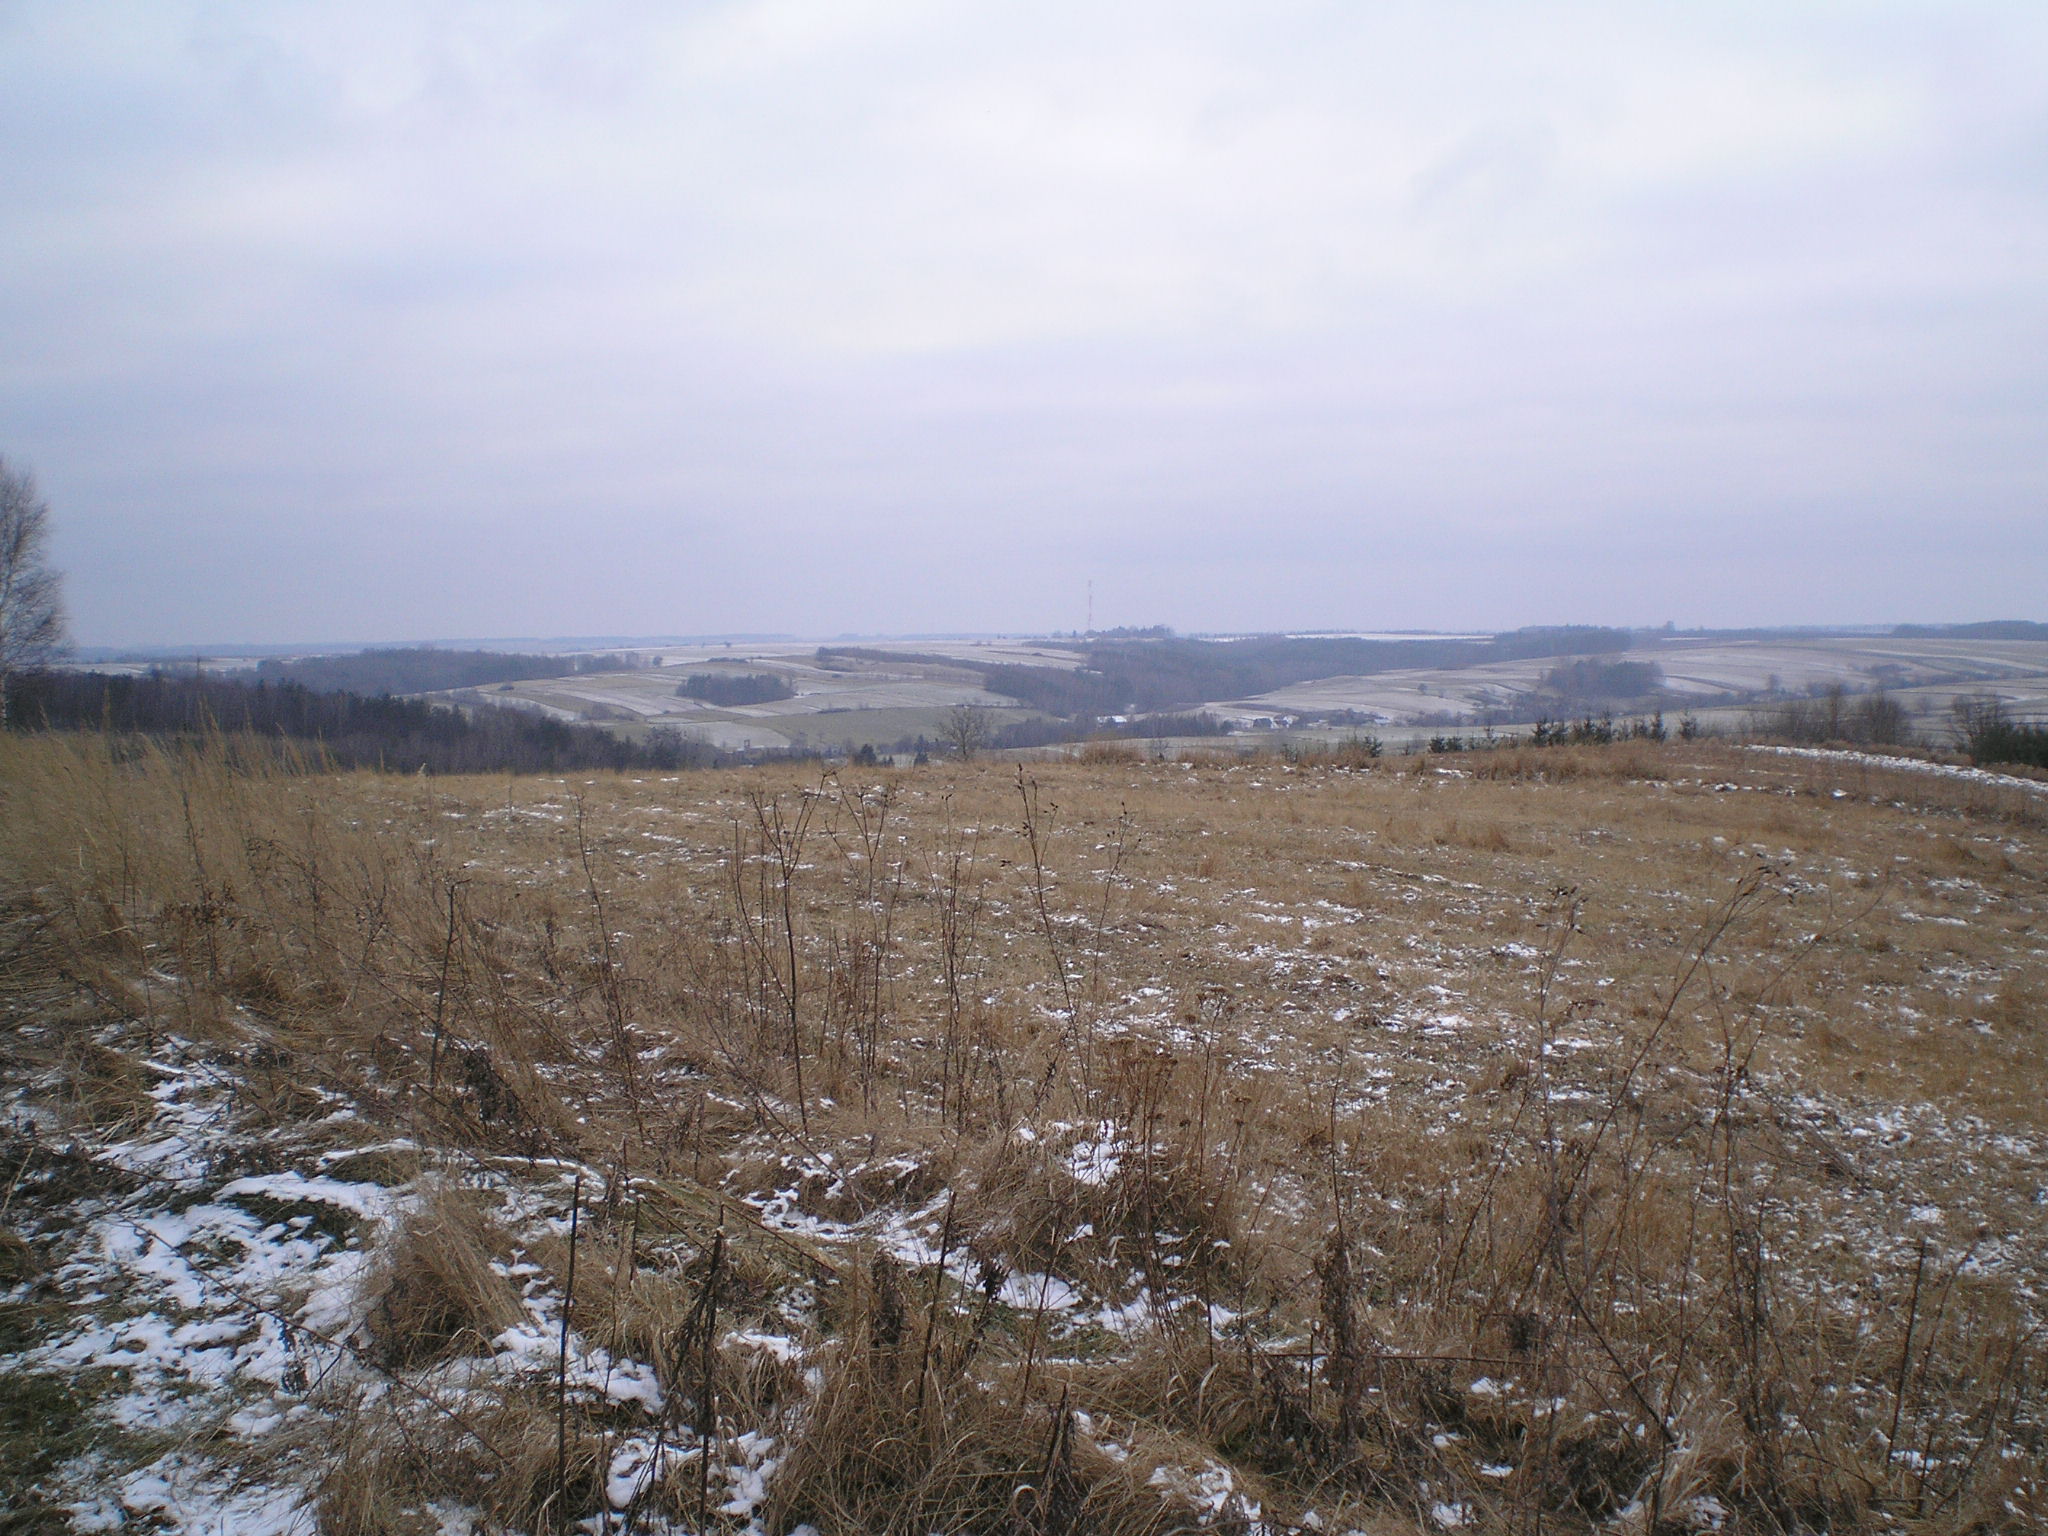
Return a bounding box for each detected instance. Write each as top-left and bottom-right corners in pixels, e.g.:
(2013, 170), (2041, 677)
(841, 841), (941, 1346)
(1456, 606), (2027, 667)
(452, 647), (1022, 744)
(1219, 636), (2048, 727)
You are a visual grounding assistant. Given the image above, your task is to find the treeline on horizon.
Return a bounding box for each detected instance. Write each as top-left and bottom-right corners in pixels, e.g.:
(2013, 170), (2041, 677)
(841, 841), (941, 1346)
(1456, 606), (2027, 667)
(1889, 620), (2048, 641)
(251, 646), (641, 695)
(4, 670), (720, 773)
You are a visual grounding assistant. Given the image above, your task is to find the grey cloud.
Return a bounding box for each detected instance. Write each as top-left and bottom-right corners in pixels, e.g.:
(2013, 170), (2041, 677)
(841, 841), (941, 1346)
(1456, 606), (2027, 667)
(1, 0), (2042, 644)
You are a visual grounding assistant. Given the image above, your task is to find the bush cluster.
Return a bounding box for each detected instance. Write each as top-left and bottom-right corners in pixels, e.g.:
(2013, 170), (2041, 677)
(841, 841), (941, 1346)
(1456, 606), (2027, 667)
(1953, 696), (2048, 769)
(1527, 713), (1669, 747)
(1758, 684), (1913, 747)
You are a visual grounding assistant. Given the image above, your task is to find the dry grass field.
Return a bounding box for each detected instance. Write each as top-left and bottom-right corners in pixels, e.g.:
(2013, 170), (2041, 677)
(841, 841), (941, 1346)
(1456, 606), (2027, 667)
(2, 736), (2045, 1534)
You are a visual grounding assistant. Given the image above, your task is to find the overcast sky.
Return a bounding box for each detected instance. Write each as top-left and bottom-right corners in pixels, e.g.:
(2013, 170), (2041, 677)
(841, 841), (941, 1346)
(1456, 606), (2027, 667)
(3, 1), (2043, 646)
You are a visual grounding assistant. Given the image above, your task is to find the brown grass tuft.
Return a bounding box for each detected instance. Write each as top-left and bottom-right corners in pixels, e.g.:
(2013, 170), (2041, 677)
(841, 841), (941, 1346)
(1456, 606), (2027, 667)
(364, 1184), (525, 1370)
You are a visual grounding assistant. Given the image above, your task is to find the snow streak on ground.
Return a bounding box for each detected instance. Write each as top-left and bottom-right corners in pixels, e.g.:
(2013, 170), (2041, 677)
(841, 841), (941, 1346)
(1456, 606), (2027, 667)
(1744, 744), (2048, 797)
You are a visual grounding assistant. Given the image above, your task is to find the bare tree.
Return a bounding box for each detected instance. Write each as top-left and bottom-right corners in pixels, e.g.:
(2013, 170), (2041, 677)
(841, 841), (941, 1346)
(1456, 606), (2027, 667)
(0, 457), (68, 724)
(940, 702), (990, 762)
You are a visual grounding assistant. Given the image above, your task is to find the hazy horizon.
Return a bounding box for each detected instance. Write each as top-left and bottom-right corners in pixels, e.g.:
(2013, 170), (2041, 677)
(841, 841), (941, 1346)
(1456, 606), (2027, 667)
(72, 619), (2048, 664)
(5, 2), (2044, 648)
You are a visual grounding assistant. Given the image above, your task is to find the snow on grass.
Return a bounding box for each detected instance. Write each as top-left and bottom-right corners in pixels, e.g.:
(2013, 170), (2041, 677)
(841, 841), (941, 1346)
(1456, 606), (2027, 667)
(1745, 743), (2048, 797)
(0, 1027), (692, 1534)
(1064, 1128), (1127, 1187)
(68, 1450), (316, 1536)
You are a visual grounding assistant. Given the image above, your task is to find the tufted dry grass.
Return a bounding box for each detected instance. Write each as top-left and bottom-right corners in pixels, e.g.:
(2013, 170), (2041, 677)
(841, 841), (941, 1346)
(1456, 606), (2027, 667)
(3, 729), (2045, 1532)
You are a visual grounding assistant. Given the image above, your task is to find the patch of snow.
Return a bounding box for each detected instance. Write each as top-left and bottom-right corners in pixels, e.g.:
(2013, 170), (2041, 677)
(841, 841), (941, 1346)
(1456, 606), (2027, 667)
(1065, 1129), (1127, 1187)
(999, 1272), (1079, 1311)
(72, 1450), (315, 1536)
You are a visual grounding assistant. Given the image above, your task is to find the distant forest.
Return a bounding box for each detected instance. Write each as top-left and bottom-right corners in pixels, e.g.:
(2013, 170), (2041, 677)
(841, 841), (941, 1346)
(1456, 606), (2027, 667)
(972, 628), (1635, 717)
(1890, 621), (2048, 641)
(1537, 658), (1666, 702)
(677, 672), (794, 706)
(252, 647), (639, 695)
(6, 671), (717, 773)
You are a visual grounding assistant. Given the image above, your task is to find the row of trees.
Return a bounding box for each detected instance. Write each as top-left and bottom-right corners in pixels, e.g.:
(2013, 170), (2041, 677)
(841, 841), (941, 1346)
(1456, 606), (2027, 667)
(1754, 683), (1913, 747)
(253, 647), (639, 695)
(931, 703), (1232, 761)
(5, 669), (727, 773)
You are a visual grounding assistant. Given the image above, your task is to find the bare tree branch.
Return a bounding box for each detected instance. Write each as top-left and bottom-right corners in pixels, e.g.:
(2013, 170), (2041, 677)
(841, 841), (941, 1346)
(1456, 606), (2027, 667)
(940, 702), (990, 762)
(0, 455), (68, 724)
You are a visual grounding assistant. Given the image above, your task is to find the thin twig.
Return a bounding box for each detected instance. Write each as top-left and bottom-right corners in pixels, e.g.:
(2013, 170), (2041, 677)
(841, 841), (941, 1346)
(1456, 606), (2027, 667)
(555, 1169), (583, 1530)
